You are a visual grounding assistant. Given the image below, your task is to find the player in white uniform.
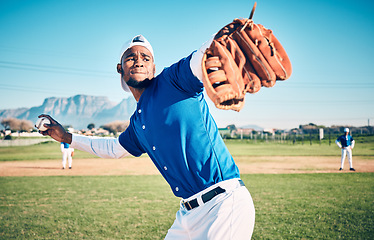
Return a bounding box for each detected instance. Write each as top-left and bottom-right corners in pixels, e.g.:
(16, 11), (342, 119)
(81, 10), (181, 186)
(335, 128), (355, 171)
(61, 142), (74, 169)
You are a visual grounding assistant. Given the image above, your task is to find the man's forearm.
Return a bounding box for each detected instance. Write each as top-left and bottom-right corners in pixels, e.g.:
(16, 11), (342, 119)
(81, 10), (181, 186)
(70, 134), (130, 159)
(335, 140), (342, 148)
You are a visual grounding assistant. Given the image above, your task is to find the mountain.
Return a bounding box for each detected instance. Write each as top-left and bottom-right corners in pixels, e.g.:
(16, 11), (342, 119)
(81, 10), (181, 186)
(0, 95), (137, 129)
(239, 124), (264, 131)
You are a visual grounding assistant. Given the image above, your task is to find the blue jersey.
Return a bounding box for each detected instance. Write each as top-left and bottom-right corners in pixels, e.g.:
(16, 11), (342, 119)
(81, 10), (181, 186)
(62, 142), (70, 148)
(336, 135), (354, 147)
(119, 53), (240, 199)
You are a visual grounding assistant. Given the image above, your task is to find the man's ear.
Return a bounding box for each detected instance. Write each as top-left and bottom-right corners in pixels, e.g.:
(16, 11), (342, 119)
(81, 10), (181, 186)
(116, 63), (122, 74)
(153, 64), (156, 75)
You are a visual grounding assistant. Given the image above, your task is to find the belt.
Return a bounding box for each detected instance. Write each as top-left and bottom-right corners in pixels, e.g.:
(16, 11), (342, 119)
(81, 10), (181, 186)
(183, 179), (245, 211)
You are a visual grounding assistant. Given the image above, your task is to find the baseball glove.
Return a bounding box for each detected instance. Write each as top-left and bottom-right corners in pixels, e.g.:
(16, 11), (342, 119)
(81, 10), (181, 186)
(202, 2), (292, 111)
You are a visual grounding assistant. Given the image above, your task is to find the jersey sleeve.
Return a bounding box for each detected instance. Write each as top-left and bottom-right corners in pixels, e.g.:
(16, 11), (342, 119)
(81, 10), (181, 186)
(335, 139), (342, 148)
(70, 134), (130, 159)
(118, 125), (146, 157)
(160, 53), (204, 95)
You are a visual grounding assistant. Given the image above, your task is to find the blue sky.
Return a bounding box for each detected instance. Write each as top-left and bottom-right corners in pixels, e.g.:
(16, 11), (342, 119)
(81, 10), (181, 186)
(0, 0), (373, 129)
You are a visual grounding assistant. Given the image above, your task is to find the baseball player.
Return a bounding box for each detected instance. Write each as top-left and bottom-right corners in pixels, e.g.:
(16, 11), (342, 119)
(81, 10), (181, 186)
(335, 128), (355, 171)
(39, 34), (255, 239)
(61, 142), (74, 169)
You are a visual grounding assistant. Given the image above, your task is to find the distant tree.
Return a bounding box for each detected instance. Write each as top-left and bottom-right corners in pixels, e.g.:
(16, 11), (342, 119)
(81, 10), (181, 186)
(87, 123), (95, 130)
(1, 118), (33, 132)
(101, 120), (130, 135)
(19, 120), (34, 132)
(4, 135), (12, 140)
(226, 124), (237, 132)
(1, 118), (12, 130)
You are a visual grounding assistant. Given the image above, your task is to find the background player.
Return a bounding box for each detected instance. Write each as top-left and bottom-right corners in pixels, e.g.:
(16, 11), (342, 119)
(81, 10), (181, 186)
(61, 142), (74, 169)
(335, 128), (355, 171)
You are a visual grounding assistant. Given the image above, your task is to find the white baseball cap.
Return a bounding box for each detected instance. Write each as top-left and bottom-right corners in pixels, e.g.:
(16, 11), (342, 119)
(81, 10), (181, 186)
(344, 128), (349, 132)
(119, 35), (154, 92)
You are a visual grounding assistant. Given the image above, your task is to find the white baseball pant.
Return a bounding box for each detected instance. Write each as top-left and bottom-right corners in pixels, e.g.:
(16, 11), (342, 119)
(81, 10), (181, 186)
(340, 147), (353, 169)
(62, 148), (73, 169)
(165, 178), (255, 240)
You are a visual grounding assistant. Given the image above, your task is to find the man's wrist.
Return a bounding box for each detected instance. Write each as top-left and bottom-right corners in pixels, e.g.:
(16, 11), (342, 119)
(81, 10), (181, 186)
(190, 36), (214, 81)
(62, 132), (73, 144)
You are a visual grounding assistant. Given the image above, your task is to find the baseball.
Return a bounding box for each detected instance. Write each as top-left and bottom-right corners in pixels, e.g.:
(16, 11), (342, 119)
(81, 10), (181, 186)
(35, 117), (50, 131)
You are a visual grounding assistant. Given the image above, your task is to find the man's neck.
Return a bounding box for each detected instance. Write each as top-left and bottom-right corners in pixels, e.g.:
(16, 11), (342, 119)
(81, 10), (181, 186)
(130, 87), (145, 102)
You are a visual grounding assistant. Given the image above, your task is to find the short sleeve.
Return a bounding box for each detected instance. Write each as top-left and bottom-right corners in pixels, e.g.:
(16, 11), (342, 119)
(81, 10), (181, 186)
(161, 53), (204, 95)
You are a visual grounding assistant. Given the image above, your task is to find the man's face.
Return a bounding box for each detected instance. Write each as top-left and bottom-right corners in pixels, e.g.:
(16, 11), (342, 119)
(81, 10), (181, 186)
(118, 45), (155, 89)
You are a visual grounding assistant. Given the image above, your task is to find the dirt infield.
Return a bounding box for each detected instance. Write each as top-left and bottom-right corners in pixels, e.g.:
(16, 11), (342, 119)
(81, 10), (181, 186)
(0, 156), (373, 177)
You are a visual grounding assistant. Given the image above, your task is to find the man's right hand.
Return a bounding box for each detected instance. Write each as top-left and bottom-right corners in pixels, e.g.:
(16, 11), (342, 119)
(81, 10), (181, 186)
(37, 114), (72, 144)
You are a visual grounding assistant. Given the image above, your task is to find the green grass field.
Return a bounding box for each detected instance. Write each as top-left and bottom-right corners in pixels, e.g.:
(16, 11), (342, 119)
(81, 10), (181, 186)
(1, 174), (373, 239)
(1, 137), (374, 239)
(224, 136), (374, 157)
(1, 135), (374, 161)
